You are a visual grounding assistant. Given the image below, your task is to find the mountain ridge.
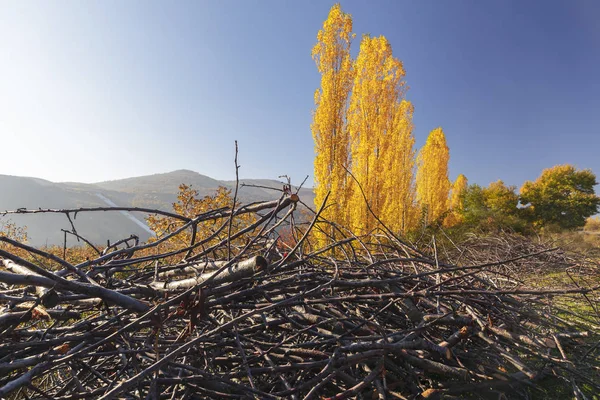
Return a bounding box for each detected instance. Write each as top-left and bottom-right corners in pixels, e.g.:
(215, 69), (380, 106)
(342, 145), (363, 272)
(0, 170), (313, 247)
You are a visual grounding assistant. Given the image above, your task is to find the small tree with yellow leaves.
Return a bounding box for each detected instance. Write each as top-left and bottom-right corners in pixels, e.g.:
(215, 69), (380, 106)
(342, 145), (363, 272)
(146, 184), (256, 259)
(444, 174), (468, 227)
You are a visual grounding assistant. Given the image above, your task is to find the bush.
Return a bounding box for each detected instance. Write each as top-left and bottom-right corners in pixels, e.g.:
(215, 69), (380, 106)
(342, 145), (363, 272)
(584, 216), (600, 232)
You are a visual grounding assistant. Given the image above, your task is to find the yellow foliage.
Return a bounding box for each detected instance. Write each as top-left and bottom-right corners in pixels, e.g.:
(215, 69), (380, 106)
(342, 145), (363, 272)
(0, 220), (28, 257)
(450, 174), (468, 210)
(0, 221), (27, 244)
(416, 127), (451, 225)
(346, 34), (410, 235)
(311, 5), (454, 241)
(483, 180), (519, 215)
(520, 164), (599, 229)
(584, 216), (600, 232)
(380, 100), (418, 233)
(146, 184), (256, 259)
(444, 174), (468, 227)
(311, 3), (354, 242)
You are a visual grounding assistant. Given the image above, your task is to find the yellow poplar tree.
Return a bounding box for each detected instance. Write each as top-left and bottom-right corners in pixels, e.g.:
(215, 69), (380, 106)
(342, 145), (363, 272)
(311, 4), (354, 235)
(444, 174), (468, 227)
(416, 127), (451, 225)
(380, 100), (417, 233)
(346, 35), (408, 234)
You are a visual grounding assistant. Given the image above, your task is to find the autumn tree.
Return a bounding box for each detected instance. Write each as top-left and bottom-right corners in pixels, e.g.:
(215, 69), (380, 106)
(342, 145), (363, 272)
(457, 181), (526, 232)
(346, 35), (410, 234)
(0, 220), (27, 244)
(520, 165), (600, 229)
(380, 100), (417, 233)
(483, 180), (519, 217)
(458, 185), (486, 227)
(416, 127), (451, 225)
(450, 174), (468, 211)
(444, 174), (468, 227)
(311, 5), (434, 239)
(147, 184), (256, 259)
(0, 220), (28, 257)
(311, 3), (354, 234)
(584, 216), (600, 232)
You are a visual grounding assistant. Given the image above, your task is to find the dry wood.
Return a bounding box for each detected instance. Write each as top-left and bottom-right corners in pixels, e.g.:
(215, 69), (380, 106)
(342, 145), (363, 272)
(0, 194), (597, 399)
(150, 256), (267, 290)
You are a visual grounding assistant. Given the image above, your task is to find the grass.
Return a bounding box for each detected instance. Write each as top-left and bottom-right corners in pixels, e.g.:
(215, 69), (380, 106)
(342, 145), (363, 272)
(521, 266), (600, 400)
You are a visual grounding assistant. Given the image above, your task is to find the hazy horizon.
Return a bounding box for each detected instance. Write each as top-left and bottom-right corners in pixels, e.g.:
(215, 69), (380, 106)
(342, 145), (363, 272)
(0, 168), (290, 185)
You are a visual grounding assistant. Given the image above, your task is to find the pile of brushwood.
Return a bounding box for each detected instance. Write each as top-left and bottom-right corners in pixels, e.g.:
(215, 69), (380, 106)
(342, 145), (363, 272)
(0, 193), (599, 399)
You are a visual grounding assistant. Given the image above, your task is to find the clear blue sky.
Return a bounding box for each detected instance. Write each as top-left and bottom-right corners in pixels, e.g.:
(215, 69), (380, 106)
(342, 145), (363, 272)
(1, 0), (599, 191)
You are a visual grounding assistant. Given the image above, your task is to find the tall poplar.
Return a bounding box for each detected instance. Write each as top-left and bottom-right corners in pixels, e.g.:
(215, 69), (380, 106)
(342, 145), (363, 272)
(444, 174), (468, 227)
(416, 127), (451, 225)
(346, 35), (407, 234)
(380, 100), (417, 233)
(311, 4), (354, 233)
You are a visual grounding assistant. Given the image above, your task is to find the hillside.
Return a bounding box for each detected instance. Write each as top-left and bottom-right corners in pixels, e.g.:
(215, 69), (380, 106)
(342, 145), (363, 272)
(94, 170), (314, 208)
(0, 171), (314, 247)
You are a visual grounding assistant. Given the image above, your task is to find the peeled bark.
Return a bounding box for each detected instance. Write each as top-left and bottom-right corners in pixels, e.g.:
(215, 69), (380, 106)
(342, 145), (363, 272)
(151, 256), (268, 291)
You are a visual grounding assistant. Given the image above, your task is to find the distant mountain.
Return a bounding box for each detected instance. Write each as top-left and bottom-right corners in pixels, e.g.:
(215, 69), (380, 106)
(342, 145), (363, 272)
(94, 169), (314, 208)
(0, 171), (314, 247)
(95, 169), (223, 195)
